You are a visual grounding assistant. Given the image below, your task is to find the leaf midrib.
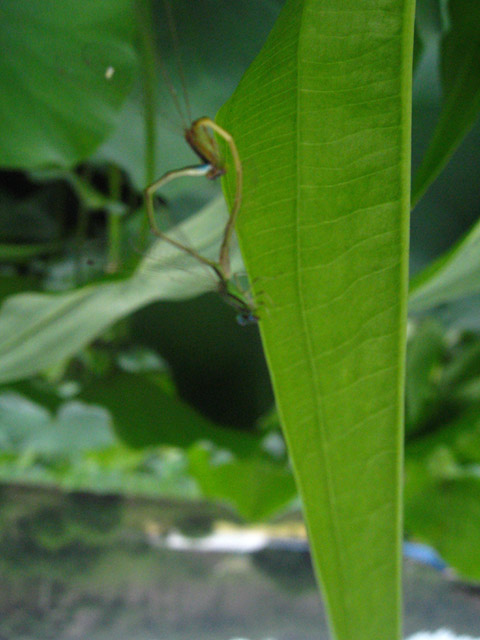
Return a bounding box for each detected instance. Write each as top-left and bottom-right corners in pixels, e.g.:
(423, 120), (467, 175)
(294, 2), (349, 632)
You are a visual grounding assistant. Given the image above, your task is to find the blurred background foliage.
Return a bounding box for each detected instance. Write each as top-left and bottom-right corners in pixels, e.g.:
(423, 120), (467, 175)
(1, 0), (480, 580)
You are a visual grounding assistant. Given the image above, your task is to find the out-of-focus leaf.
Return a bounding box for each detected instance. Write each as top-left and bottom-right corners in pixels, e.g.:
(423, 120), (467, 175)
(405, 418), (480, 582)
(0, 391), (50, 449)
(30, 169), (128, 216)
(0, 242), (62, 263)
(415, 0), (449, 41)
(0, 0), (137, 169)
(442, 340), (480, 390)
(131, 292), (272, 430)
(409, 215), (480, 313)
(28, 402), (115, 456)
(454, 377), (480, 404)
(405, 320), (445, 432)
(0, 197), (241, 384)
(0, 391), (114, 455)
(188, 444), (296, 521)
(412, 0), (445, 71)
(413, 26), (424, 71)
(407, 475), (480, 582)
(412, 0), (480, 206)
(98, 0), (283, 189)
(0, 188), (61, 243)
(80, 371), (260, 455)
(0, 275), (40, 304)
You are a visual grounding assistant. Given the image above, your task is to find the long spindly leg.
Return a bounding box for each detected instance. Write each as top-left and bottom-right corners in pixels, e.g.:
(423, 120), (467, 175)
(192, 118), (243, 278)
(144, 164), (218, 270)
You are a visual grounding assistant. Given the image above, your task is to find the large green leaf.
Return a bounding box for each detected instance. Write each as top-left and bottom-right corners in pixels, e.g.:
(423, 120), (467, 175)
(0, 0), (137, 169)
(412, 0), (480, 206)
(409, 214), (480, 313)
(0, 197), (239, 384)
(218, 1), (414, 638)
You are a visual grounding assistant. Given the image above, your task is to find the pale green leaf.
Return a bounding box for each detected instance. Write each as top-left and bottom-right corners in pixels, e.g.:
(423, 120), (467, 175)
(409, 215), (480, 313)
(0, 197), (238, 384)
(0, 391), (113, 454)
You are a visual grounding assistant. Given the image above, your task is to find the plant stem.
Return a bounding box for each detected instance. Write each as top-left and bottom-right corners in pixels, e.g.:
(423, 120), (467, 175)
(74, 166), (90, 284)
(106, 165), (122, 273)
(135, 0), (158, 250)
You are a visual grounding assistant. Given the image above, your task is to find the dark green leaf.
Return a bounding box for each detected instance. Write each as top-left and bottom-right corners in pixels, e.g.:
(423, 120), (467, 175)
(412, 0), (480, 205)
(0, 0), (137, 169)
(0, 242), (62, 263)
(81, 371), (260, 456)
(405, 320), (445, 431)
(409, 215), (480, 312)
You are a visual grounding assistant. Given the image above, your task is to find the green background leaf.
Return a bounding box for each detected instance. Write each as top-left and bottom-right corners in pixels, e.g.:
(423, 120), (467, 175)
(188, 444), (297, 521)
(405, 407), (480, 581)
(81, 371), (260, 456)
(0, 0), (137, 169)
(0, 391), (114, 454)
(412, 0), (480, 206)
(0, 197), (240, 384)
(98, 0), (283, 190)
(409, 214), (480, 313)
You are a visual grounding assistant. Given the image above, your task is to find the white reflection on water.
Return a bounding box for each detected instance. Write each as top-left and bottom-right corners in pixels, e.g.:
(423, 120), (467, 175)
(407, 631), (480, 640)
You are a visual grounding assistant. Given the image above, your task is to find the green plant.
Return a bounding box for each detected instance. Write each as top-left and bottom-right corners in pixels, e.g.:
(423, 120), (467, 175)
(1, 0), (480, 639)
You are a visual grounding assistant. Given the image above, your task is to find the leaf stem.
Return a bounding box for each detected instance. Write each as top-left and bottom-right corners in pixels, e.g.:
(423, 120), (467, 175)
(106, 165), (123, 273)
(135, 0), (158, 249)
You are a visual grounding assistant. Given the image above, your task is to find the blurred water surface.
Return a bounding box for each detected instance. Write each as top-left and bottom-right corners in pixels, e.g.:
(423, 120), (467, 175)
(0, 484), (479, 640)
